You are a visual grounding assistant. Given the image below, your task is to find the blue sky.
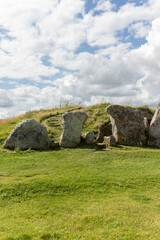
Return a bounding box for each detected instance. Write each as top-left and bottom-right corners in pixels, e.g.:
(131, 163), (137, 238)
(0, 0), (160, 118)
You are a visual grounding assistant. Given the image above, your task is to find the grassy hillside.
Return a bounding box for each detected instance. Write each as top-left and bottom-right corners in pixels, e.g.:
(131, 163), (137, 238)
(0, 103), (158, 240)
(0, 102), (154, 145)
(0, 103), (112, 145)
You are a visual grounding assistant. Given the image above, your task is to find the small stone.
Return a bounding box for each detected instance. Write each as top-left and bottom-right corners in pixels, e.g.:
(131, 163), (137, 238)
(84, 131), (95, 144)
(104, 135), (116, 146)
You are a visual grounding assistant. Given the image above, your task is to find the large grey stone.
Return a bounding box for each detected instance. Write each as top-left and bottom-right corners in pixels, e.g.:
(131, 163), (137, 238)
(106, 105), (147, 146)
(148, 106), (160, 147)
(60, 111), (88, 147)
(3, 119), (52, 150)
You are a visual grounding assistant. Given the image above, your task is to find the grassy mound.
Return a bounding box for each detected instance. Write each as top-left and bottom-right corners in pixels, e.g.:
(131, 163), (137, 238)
(0, 102), (154, 145)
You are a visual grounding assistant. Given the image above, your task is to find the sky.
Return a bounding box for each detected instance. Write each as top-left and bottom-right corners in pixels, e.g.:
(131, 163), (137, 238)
(0, 0), (160, 118)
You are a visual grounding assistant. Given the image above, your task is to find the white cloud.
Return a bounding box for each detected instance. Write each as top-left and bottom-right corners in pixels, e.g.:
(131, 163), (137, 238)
(94, 0), (114, 12)
(128, 22), (151, 38)
(0, 0), (160, 118)
(0, 89), (13, 107)
(0, 0), (86, 80)
(0, 84), (82, 118)
(86, 0), (160, 47)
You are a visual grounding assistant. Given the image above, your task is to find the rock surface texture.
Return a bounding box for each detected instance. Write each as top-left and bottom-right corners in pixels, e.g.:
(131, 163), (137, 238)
(106, 105), (147, 146)
(96, 122), (112, 143)
(3, 119), (52, 150)
(85, 131), (95, 144)
(104, 135), (116, 146)
(139, 109), (153, 124)
(60, 111), (88, 147)
(148, 106), (160, 147)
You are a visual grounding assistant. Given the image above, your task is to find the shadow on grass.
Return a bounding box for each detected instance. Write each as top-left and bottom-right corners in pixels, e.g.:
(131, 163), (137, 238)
(40, 232), (60, 239)
(6, 234), (32, 240)
(1, 140), (159, 155)
(78, 141), (106, 151)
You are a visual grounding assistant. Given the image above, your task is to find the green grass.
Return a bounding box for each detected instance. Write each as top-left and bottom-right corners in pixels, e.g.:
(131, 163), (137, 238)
(0, 102), (158, 239)
(0, 145), (160, 239)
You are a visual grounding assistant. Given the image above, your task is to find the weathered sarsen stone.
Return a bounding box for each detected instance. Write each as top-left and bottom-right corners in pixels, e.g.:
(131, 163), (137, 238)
(60, 111), (88, 147)
(106, 105), (147, 146)
(148, 106), (160, 147)
(3, 119), (52, 150)
(139, 108), (153, 124)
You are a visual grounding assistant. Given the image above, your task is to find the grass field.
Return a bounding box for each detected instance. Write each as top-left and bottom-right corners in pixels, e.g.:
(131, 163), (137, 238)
(0, 145), (160, 240)
(0, 103), (159, 239)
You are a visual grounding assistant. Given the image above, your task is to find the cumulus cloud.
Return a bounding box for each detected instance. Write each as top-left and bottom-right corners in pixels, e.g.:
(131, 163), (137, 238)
(0, 84), (82, 119)
(128, 22), (151, 39)
(0, 0), (160, 118)
(0, 0), (85, 80)
(0, 89), (13, 107)
(93, 0), (114, 12)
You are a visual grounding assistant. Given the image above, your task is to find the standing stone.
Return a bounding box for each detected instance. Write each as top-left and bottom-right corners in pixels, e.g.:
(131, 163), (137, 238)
(96, 122), (112, 143)
(106, 105), (147, 146)
(59, 112), (88, 147)
(3, 119), (52, 150)
(84, 131), (95, 144)
(148, 106), (160, 147)
(104, 135), (116, 146)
